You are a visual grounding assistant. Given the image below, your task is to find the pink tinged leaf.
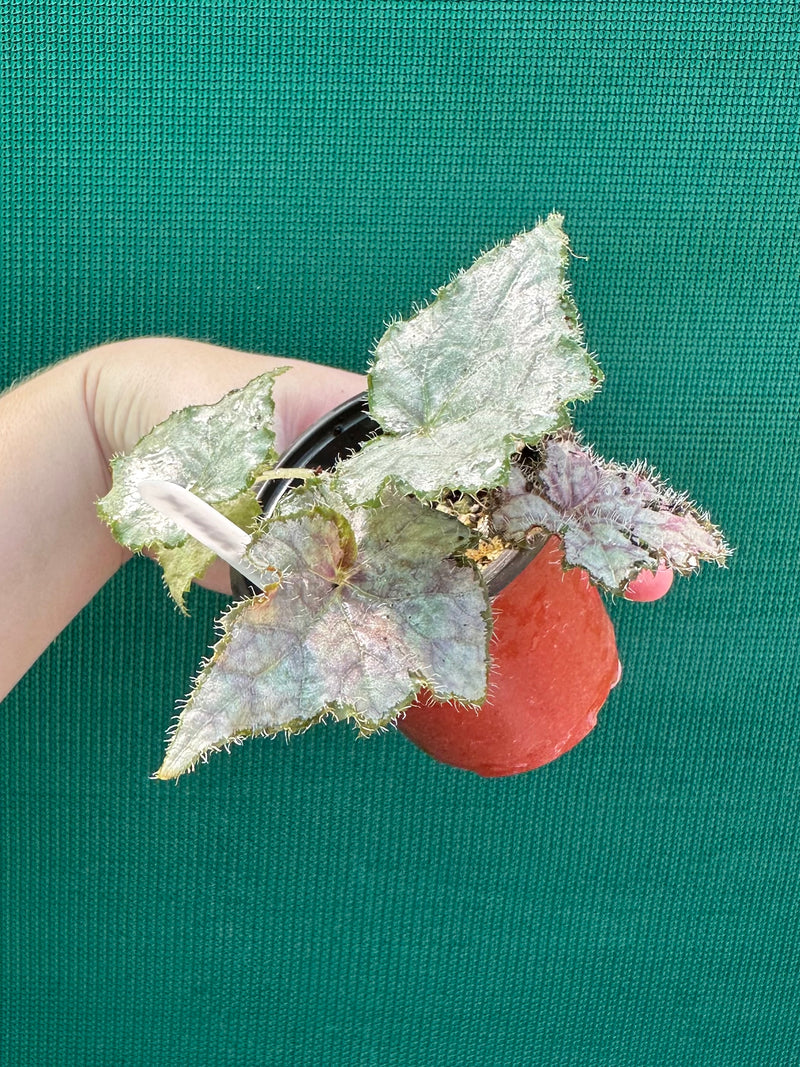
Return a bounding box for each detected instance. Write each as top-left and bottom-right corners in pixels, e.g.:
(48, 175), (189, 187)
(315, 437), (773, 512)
(156, 483), (491, 778)
(493, 435), (730, 593)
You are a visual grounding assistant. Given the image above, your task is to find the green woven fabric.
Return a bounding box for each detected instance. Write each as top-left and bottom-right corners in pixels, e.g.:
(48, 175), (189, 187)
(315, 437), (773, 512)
(2, 3), (798, 1064)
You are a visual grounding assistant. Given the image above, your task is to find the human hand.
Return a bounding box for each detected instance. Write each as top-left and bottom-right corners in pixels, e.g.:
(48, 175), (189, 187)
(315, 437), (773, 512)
(85, 336), (366, 595)
(87, 336), (366, 461)
(0, 337), (364, 698)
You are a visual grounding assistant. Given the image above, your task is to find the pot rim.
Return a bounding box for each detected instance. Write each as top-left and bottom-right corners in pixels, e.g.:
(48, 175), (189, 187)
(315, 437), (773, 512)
(229, 391), (545, 599)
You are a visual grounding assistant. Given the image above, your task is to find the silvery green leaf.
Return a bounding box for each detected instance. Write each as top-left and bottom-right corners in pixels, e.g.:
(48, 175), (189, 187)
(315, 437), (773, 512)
(335, 214), (600, 504)
(96, 369), (285, 602)
(493, 434), (731, 592)
(156, 482), (490, 779)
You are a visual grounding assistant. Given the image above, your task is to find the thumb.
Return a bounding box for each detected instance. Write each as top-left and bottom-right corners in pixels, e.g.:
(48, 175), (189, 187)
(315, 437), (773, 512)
(88, 336), (366, 458)
(86, 336), (365, 597)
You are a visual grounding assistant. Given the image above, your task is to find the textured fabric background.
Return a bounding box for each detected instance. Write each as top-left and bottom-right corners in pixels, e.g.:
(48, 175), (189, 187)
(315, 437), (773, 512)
(2, 3), (798, 1064)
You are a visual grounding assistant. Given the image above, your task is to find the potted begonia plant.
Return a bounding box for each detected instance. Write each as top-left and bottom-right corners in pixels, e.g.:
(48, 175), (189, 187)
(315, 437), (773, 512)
(97, 215), (729, 780)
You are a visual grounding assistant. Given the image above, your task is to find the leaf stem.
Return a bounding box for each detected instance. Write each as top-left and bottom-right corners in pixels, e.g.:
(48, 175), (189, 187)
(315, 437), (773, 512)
(256, 467), (318, 483)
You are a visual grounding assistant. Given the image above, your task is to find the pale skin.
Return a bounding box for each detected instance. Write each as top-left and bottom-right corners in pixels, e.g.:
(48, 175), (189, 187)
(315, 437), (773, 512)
(0, 336), (671, 702)
(0, 337), (366, 701)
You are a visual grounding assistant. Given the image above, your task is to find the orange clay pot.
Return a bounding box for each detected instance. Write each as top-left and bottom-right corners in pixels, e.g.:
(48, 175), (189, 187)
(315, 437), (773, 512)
(398, 537), (620, 777)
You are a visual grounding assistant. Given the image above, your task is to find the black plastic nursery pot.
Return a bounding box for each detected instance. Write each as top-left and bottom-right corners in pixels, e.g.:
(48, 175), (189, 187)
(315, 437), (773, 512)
(228, 393), (621, 778)
(229, 391), (379, 600)
(228, 391), (542, 601)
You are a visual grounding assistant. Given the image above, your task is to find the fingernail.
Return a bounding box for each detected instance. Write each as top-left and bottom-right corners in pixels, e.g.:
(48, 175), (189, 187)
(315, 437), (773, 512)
(624, 564), (674, 602)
